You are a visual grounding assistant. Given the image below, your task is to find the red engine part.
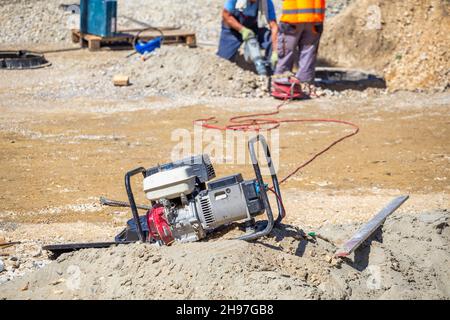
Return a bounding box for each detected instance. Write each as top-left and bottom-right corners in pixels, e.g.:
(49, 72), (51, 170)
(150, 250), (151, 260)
(146, 204), (175, 245)
(271, 79), (304, 100)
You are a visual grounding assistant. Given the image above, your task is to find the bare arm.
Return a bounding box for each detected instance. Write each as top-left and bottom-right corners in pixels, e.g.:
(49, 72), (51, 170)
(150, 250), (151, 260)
(269, 20), (278, 54)
(222, 9), (244, 32)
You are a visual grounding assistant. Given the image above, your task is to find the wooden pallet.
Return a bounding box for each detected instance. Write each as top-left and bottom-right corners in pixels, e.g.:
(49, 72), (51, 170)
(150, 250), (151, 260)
(71, 28), (197, 51)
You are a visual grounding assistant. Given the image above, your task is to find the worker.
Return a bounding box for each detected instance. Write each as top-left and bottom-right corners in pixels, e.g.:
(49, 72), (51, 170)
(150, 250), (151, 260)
(217, 0), (279, 72)
(273, 0), (326, 97)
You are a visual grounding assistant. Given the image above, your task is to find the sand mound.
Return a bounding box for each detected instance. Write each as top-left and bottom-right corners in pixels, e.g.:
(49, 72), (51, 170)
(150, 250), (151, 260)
(4, 45), (269, 100)
(1, 212), (448, 300)
(0, 0), (69, 45)
(122, 46), (268, 98)
(319, 0), (450, 91)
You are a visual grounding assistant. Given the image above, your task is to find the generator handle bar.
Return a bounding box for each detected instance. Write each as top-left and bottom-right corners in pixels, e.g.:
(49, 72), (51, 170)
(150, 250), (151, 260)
(238, 134), (283, 241)
(125, 167), (147, 242)
(250, 134), (284, 224)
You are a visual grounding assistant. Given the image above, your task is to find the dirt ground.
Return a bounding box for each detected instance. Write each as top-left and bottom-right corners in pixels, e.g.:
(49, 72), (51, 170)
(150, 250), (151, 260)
(0, 43), (449, 298)
(1, 49), (449, 222)
(1, 211), (449, 300)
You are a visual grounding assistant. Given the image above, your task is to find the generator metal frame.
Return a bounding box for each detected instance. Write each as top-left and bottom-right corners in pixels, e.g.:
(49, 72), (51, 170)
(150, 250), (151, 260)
(125, 134), (284, 244)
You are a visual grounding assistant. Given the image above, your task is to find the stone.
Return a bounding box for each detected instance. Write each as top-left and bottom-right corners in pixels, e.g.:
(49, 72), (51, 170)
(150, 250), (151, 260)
(31, 248), (42, 258)
(50, 278), (65, 285)
(113, 75), (130, 87)
(21, 282), (29, 291)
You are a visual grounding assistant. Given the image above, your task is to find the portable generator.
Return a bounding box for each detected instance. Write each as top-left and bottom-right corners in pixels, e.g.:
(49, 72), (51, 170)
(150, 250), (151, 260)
(43, 135), (284, 255)
(117, 135), (284, 245)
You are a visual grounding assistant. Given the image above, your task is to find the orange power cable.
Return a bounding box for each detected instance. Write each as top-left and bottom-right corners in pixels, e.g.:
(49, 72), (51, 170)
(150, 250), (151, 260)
(194, 98), (360, 186)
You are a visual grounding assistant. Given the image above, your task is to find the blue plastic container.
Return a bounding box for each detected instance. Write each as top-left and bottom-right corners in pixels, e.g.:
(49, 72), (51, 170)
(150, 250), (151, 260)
(80, 0), (117, 37)
(135, 37), (162, 55)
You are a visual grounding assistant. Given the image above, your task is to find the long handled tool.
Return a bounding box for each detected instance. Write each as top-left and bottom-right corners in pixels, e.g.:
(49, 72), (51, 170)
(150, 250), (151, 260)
(335, 195), (410, 258)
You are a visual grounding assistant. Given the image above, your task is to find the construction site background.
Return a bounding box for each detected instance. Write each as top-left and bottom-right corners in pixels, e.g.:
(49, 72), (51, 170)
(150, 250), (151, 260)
(1, 0), (449, 91)
(0, 0), (449, 300)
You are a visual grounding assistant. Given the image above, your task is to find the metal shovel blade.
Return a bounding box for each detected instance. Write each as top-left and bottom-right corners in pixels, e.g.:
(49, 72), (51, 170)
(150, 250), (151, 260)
(335, 195), (409, 258)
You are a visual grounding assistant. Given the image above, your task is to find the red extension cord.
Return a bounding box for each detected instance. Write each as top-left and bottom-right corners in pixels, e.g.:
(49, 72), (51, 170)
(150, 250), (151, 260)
(194, 97), (360, 217)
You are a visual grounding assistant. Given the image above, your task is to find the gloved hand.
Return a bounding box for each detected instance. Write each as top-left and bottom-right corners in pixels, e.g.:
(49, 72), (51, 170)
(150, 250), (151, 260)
(239, 27), (255, 41)
(271, 52), (278, 69)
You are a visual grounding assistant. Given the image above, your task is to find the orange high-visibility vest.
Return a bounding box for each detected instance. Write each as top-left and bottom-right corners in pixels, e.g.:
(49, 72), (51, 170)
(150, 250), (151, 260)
(281, 0), (326, 24)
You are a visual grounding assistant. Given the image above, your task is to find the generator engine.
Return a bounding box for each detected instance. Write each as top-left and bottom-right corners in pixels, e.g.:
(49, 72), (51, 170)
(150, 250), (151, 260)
(119, 135), (284, 245)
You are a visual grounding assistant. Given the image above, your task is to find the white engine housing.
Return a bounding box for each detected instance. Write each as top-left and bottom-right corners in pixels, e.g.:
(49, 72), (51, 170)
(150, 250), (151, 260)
(143, 166), (196, 201)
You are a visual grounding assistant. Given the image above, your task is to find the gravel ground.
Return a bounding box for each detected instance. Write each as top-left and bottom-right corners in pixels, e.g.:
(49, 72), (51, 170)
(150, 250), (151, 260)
(1, 211), (449, 300)
(319, 0), (450, 91)
(0, 0), (354, 45)
(0, 44), (382, 100)
(1, 189), (448, 288)
(0, 0), (374, 99)
(0, 45), (270, 99)
(0, 222), (120, 285)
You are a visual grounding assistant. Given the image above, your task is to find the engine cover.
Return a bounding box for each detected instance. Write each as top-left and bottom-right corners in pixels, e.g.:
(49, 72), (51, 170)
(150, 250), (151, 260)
(143, 166), (196, 201)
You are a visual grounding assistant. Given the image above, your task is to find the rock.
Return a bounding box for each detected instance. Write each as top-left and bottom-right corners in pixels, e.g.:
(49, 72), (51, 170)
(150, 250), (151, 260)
(435, 222), (449, 235)
(0, 259), (4, 273)
(21, 282), (29, 291)
(330, 257), (342, 268)
(152, 257), (162, 264)
(33, 261), (47, 269)
(31, 248), (42, 258)
(113, 75), (130, 87)
(391, 261), (400, 271)
(50, 278), (65, 285)
(12, 260), (20, 269)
